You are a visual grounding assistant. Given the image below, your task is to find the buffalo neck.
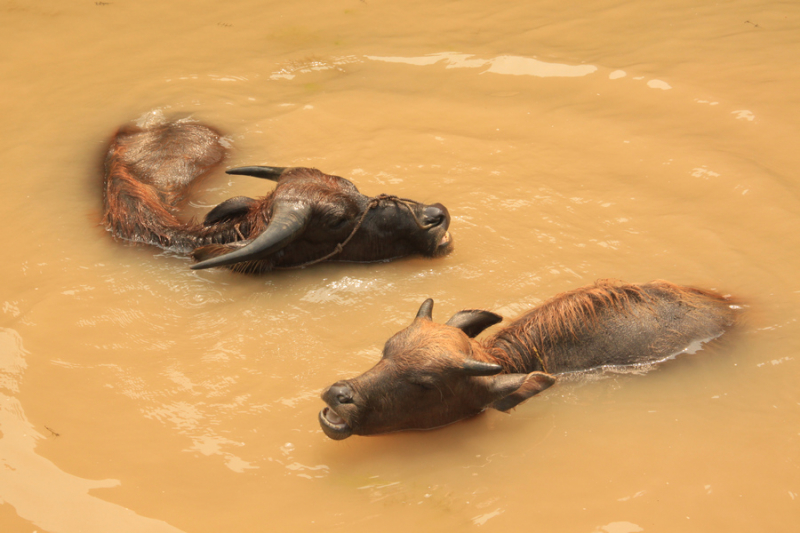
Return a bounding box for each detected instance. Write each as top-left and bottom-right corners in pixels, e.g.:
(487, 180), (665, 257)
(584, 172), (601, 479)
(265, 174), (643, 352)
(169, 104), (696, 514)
(474, 328), (549, 375)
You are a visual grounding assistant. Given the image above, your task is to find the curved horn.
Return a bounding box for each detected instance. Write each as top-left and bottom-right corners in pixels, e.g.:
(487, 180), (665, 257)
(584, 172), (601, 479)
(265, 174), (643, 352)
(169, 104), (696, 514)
(416, 298), (434, 320)
(445, 310), (503, 338)
(191, 201), (311, 270)
(460, 359), (504, 376)
(226, 166), (287, 182)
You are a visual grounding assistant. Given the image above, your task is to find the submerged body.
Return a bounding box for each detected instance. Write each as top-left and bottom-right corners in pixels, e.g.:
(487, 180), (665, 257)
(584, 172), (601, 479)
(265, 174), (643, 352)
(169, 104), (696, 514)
(320, 280), (739, 439)
(487, 280), (736, 374)
(102, 120), (453, 273)
(102, 121), (228, 252)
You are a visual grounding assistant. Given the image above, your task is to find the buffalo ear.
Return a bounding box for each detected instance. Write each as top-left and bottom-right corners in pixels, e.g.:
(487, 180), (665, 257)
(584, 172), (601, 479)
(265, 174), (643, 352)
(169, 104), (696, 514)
(445, 310), (503, 338)
(489, 372), (556, 412)
(203, 196), (256, 226)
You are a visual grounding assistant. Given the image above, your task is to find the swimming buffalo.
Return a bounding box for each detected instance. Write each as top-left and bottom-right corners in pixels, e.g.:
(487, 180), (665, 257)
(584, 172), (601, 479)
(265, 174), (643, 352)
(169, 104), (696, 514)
(102, 120), (453, 273)
(319, 280), (740, 439)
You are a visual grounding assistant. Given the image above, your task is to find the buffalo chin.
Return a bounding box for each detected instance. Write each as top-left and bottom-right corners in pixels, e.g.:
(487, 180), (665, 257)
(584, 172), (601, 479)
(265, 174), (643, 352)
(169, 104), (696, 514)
(319, 408), (353, 440)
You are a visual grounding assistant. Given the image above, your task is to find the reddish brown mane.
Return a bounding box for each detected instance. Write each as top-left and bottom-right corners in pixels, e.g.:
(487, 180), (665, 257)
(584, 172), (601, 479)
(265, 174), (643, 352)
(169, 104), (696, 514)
(484, 280), (736, 372)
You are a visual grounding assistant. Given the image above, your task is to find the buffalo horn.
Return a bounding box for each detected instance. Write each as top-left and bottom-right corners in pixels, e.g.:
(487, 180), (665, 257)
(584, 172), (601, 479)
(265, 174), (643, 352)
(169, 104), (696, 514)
(191, 201), (311, 270)
(226, 166), (287, 182)
(460, 359), (504, 376)
(445, 310), (503, 338)
(416, 298), (434, 320)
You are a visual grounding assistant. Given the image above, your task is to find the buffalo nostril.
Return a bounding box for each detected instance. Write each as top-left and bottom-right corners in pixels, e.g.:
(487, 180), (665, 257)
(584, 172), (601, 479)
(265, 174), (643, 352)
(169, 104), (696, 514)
(422, 204), (449, 228)
(329, 383), (354, 404)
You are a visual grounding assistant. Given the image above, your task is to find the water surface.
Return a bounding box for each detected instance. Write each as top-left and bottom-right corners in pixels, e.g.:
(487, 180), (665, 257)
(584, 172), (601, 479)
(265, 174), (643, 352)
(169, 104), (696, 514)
(1, 1), (799, 531)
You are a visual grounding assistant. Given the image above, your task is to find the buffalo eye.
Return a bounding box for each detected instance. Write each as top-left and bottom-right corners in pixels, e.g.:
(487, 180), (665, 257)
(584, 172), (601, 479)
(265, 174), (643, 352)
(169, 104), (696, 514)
(329, 217), (350, 230)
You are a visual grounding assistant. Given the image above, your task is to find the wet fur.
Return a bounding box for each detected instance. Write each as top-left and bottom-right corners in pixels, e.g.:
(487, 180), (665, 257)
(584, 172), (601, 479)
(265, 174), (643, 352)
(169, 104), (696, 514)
(102, 121), (258, 253)
(102, 121), (452, 273)
(484, 280), (738, 374)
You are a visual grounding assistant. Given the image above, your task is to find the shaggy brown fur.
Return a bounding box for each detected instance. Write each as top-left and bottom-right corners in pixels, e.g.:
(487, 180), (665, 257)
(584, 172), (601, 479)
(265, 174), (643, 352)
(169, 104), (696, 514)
(484, 280), (738, 374)
(102, 122), (233, 251)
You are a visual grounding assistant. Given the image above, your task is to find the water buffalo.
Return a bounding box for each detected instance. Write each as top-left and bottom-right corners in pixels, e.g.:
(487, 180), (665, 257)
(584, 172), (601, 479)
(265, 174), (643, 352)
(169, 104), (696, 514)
(319, 280), (740, 439)
(102, 120), (453, 273)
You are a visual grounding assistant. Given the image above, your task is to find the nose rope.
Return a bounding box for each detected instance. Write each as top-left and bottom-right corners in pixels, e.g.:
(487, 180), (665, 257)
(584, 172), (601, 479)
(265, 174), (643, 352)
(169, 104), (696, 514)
(531, 345), (549, 374)
(276, 194), (439, 270)
(381, 195), (441, 231)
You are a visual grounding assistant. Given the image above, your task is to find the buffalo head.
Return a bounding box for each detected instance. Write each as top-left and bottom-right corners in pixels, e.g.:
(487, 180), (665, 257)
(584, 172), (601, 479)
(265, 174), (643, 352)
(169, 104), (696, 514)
(319, 299), (555, 439)
(191, 166), (453, 273)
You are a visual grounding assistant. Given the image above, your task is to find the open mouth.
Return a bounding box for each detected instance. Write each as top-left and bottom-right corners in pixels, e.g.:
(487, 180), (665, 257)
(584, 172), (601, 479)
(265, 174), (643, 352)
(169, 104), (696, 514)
(319, 407), (353, 440)
(434, 231), (453, 256)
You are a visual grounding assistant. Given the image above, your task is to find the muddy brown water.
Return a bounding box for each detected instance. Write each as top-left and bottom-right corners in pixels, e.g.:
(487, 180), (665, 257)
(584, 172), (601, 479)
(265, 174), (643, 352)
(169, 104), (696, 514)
(1, 0), (799, 531)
